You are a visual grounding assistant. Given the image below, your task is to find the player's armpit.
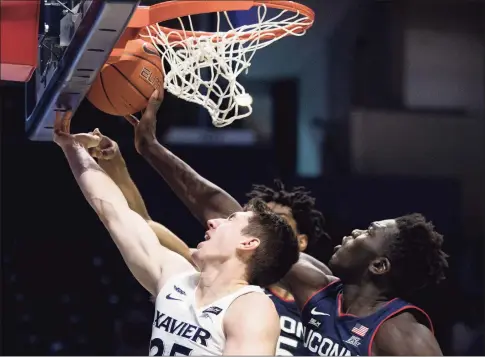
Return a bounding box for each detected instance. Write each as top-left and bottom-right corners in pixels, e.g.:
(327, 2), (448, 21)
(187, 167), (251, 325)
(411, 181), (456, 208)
(281, 256), (337, 310)
(223, 293), (280, 355)
(147, 220), (195, 266)
(101, 204), (195, 296)
(372, 312), (442, 356)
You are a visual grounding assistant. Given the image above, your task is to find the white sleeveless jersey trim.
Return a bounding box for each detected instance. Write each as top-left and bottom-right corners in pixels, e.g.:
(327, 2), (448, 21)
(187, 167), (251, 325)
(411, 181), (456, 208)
(150, 272), (264, 356)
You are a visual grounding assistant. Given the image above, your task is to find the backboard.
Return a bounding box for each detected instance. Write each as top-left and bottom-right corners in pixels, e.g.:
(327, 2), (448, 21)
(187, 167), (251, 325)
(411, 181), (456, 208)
(24, 0), (140, 141)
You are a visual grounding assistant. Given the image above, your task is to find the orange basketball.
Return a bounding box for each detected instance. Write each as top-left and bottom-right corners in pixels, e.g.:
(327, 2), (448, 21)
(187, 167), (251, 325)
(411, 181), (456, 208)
(87, 39), (164, 116)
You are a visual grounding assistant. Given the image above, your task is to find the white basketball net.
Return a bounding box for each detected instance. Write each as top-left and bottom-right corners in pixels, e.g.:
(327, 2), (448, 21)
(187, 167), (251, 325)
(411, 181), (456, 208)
(140, 4), (312, 127)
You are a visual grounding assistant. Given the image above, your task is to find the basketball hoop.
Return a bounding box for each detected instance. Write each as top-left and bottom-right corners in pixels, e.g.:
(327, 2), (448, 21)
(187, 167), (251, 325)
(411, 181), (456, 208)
(111, 1), (314, 127)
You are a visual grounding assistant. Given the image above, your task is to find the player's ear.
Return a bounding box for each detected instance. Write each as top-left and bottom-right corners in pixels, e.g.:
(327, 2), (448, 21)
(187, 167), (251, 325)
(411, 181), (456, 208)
(369, 257), (390, 275)
(239, 237), (260, 251)
(297, 234), (308, 252)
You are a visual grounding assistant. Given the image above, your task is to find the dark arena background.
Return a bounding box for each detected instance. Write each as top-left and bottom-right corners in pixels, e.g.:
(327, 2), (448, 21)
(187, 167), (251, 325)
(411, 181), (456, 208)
(1, 0), (484, 355)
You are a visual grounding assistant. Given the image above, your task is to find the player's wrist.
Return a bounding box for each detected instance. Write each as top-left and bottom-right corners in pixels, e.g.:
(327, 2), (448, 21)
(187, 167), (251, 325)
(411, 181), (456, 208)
(97, 148), (123, 162)
(137, 135), (160, 155)
(98, 152), (128, 176)
(60, 139), (84, 152)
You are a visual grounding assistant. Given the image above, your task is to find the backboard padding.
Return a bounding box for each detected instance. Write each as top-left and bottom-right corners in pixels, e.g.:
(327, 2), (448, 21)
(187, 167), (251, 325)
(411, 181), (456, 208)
(26, 0), (140, 141)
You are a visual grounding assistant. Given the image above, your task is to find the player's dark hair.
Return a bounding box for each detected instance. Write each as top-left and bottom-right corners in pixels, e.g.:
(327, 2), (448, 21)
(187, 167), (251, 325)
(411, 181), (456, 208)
(242, 198), (299, 287)
(386, 213), (449, 297)
(247, 180), (330, 260)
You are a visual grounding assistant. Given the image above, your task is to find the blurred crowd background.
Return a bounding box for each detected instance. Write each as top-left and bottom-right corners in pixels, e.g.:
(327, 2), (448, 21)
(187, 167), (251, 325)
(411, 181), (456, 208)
(2, 0), (484, 355)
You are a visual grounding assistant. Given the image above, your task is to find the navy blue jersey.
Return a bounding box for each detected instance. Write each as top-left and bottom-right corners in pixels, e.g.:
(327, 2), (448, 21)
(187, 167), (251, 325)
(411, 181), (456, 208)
(300, 280), (433, 356)
(265, 288), (307, 355)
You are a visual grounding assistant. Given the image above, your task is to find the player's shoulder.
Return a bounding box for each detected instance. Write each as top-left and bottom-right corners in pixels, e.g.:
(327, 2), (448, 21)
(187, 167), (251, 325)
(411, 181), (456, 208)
(373, 311), (441, 355)
(235, 290), (276, 310)
(228, 292), (278, 321)
(378, 308), (431, 332)
(224, 292), (279, 335)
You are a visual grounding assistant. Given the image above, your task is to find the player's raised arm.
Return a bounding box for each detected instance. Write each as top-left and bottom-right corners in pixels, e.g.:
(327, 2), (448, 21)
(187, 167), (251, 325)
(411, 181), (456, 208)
(133, 90), (243, 224)
(54, 130), (193, 296)
(91, 130), (193, 264)
(92, 129), (150, 220)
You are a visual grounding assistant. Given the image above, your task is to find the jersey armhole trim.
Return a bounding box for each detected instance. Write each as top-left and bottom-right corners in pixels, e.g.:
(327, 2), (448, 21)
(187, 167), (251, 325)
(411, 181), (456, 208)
(301, 279), (341, 312)
(366, 305), (434, 356)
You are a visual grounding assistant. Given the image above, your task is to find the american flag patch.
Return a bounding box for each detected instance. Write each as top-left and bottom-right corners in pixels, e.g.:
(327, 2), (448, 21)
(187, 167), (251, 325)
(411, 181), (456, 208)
(351, 323), (369, 337)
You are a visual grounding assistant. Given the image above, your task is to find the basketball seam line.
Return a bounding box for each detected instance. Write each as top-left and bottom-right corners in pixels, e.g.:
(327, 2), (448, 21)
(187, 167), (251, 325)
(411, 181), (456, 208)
(108, 63), (150, 101)
(99, 69), (118, 115)
(122, 52), (163, 78)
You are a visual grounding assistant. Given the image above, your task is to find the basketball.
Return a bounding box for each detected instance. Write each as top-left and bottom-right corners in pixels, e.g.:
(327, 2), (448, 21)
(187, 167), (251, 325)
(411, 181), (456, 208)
(87, 39), (164, 116)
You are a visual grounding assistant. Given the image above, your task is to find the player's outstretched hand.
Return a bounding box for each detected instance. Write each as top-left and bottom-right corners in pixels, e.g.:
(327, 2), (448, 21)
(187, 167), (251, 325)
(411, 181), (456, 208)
(89, 128), (120, 160)
(134, 89), (163, 154)
(53, 129), (101, 150)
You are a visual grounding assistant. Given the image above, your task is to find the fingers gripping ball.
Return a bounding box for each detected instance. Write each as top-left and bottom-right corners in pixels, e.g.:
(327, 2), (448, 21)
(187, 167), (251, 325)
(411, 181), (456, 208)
(87, 39), (164, 116)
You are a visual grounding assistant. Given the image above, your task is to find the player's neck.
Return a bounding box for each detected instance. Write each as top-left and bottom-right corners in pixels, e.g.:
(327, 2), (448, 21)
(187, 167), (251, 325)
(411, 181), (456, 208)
(341, 283), (390, 317)
(196, 261), (249, 308)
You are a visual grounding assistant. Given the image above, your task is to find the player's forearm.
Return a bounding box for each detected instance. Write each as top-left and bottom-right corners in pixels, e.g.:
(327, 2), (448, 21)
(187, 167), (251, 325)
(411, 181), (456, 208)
(139, 140), (242, 224)
(147, 221), (195, 265)
(100, 156), (193, 262)
(100, 154), (194, 263)
(61, 143), (129, 216)
(97, 152), (150, 220)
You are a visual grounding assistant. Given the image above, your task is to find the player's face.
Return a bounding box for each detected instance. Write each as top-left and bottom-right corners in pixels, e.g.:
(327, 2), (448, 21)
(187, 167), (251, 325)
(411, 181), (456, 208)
(266, 202), (298, 232)
(329, 219), (398, 277)
(266, 202), (307, 252)
(195, 211), (260, 263)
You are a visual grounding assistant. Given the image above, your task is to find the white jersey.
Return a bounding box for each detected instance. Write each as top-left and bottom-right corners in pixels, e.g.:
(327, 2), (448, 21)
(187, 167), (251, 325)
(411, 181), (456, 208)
(149, 272), (264, 356)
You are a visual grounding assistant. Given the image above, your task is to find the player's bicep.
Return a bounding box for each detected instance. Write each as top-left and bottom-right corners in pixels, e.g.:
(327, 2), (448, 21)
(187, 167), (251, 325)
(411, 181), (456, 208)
(223, 294), (280, 355)
(300, 252), (332, 275)
(373, 314), (442, 356)
(101, 206), (194, 295)
(282, 257), (336, 309)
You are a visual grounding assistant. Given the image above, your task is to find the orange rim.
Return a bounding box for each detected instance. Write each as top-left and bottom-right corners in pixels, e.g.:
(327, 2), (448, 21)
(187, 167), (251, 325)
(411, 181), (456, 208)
(110, 1), (313, 62)
(133, 0), (313, 40)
